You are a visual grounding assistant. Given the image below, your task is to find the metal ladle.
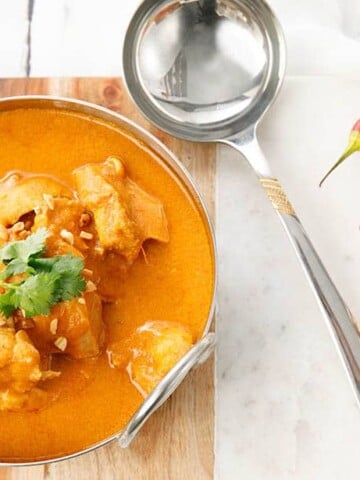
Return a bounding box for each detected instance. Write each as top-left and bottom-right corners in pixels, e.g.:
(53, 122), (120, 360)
(123, 0), (360, 403)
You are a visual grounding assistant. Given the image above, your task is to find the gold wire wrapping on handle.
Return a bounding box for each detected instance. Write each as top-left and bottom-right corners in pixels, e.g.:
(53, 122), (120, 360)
(260, 177), (295, 216)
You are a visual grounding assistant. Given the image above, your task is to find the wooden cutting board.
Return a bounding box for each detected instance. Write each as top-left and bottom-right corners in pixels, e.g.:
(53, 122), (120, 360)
(0, 78), (215, 480)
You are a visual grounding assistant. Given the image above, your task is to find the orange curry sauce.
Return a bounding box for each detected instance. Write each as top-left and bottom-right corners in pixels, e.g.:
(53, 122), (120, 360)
(0, 108), (214, 462)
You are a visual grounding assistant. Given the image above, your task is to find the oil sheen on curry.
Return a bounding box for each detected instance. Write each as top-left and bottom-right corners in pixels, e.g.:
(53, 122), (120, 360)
(0, 107), (214, 462)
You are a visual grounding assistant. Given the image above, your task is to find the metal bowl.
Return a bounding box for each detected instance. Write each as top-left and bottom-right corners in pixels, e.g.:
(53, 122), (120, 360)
(0, 96), (216, 466)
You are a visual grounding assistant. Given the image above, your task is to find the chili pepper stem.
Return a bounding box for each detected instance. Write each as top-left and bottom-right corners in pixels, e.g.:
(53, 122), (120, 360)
(319, 145), (358, 187)
(319, 125), (360, 187)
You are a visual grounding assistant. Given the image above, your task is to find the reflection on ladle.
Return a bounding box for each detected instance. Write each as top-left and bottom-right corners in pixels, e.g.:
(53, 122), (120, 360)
(141, 0), (265, 113)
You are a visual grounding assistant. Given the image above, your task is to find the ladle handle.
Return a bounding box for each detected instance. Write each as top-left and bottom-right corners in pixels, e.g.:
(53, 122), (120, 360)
(228, 133), (360, 406)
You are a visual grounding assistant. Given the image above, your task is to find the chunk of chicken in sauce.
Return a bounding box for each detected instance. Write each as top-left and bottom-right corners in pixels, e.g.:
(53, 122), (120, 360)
(0, 327), (59, 411)
(73, 157), (169, 262)
(29, 293), (103, 359)
(109, 321), (193, 397)
(0, 171), (73, 229)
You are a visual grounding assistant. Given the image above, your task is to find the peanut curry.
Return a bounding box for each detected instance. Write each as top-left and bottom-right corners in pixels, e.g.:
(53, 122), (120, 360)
(0, 107), (214, 462)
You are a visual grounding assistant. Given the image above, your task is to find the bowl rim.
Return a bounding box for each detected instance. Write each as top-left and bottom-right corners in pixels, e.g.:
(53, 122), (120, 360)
(0, 94), (217, 467)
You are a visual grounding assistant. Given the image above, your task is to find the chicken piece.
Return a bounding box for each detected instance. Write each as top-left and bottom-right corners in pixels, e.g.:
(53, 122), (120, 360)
(29, 293), (104, 359)
(0, 171), (73, 227)
(73, 159), (140, 260)
(100, 157), (169, 243)
(127, 178), (169, 244)
(0, 327), (59, 411)
(73, 157), (168, 262)
(109, 321), (193, 397)
(33, 197), (94, 255)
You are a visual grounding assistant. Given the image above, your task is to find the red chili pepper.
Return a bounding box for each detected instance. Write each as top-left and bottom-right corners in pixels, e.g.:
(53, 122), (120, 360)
(320, 119), (360, 186)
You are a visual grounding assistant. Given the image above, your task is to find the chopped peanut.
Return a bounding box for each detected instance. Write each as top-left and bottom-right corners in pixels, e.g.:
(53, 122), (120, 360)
(86, 281), (97, 293)
(80, 231), (93, 240)
(49, 318), (58, 335)
(54, 336), (67, 352)
(60, 229), (74, 245)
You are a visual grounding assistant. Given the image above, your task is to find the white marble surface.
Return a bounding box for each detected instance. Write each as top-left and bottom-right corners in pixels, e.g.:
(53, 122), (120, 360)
(216, 78), (360, 479)
(0, 1), (360, 479)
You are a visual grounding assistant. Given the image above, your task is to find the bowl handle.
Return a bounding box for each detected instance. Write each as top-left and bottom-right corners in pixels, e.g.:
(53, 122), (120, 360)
(117, 332), (215, 448)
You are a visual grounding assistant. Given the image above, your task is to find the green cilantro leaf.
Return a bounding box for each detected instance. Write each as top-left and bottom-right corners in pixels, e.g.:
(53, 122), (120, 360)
(50, 254), (84, 276)
(0, 289), (17, 317)
(30, 255), (86, 301)
(0, 258), (35, 281)
(0, 227), (48, 263)
(49, 255), (86, 301)
(27, 256), (57, 272)
(0, 228), (87, 318)
(13, 272), (59, 317)
(56, 271), (86, 302)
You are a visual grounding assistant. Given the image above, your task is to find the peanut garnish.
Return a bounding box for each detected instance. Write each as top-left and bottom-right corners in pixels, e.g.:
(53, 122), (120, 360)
(60, 229), (74, 245)
(49, 318), (58, 335)
(83, 268), (93, 277)
(54, 336), (67, 352)
(78, 297), (86, 305)
(86, 280), (97, 292)
(80, 231), (93, 240)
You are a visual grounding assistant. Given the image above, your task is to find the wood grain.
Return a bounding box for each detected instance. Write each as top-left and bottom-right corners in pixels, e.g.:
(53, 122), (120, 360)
(0, 78), (216, 480)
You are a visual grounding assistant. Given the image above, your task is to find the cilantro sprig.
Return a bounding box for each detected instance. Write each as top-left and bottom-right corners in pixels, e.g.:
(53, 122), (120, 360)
(0, 228), (86, 317)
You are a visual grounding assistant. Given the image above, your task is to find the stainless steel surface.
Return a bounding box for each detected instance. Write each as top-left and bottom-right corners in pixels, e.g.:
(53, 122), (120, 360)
(123, 0), (360, 405)
(123, 0), (284, 140)
(0, 95), (217, 466)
